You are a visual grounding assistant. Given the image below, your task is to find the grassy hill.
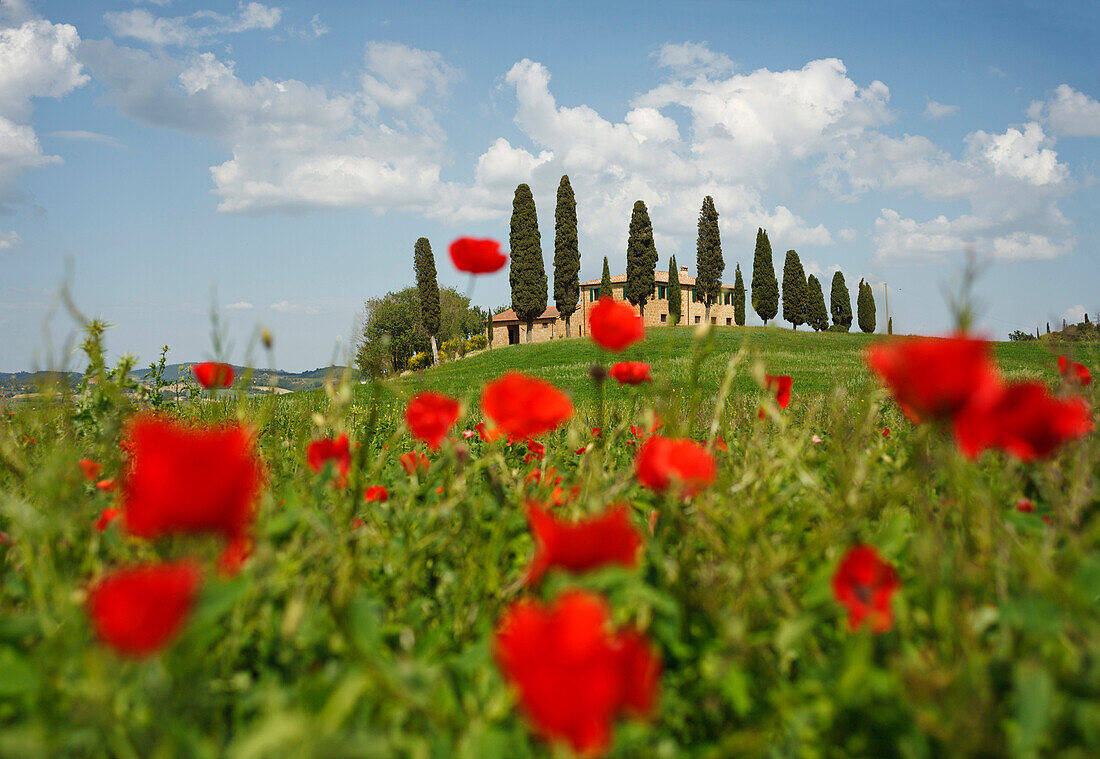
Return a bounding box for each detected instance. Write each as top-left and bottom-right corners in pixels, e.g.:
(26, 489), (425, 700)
(383, 326), (1097, 408)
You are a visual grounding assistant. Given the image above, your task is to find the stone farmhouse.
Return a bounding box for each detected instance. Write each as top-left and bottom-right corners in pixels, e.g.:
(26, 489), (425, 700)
(490, 266), (742, 345)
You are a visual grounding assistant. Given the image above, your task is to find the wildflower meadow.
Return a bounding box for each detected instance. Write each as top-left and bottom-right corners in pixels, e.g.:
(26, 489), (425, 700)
(1, 239), (1098, 758)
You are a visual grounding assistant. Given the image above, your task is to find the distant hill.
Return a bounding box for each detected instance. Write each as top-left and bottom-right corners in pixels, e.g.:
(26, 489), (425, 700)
(0, 364), (357, 398)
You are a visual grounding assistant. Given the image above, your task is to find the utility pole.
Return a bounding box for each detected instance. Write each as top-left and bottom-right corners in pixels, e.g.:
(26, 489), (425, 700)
(882, 281), (890, 335)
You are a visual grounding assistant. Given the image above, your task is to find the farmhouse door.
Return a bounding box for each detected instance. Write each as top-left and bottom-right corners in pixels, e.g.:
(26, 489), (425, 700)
(508, 325), (520, 345)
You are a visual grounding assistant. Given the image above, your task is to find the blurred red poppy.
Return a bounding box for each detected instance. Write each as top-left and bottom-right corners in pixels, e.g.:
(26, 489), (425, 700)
(953, 381), (1093, 460)
(882, 427), (891, 438)
(449, 237), (508, 274)
(482, 372), (573, 439)
(96, 478), (116, 492)
(364, 485), (389, 503)
(192, 362), (234, 389)
(87, 561), (202, 657)
(525, 439), (546, 463)
(405, 391), (460, 450)
(400, 451), (430, 476)
(79, 458), (102, 482)
(765, 374), (792, 409)
(865, 334), (1002, 423)
(307, 434), (351, 487)
(494, 590), (660, 755)
(1015, 498), (1035, 513)
(832, 545), (899, 633)
(609, 361), (652, 385)
(95, 507), (121, 532)
(121, 415), (263, 545)
(589, 297), (644, 351)
(1059, 355), (1092, 387)
(524, 503), (642, 585)
(634, 436), (716, 497)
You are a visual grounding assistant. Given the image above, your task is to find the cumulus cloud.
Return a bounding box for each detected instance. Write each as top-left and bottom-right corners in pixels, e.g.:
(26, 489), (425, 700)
(924, 99), (958, 119)
(103, 2), (281, 47)
(1028, 84), (1100, 138)
(0, 228), (20, 250)
(1063, 305), (1086, 324)
(653, 41), (734, 77)
(289, 13), (329, 40)
(225, 301), (253, 310)
(0, 12), (87, 211)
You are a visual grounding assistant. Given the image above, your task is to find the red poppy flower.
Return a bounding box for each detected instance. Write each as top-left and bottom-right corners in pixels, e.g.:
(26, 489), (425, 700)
(473, 421), (502, 443)
(96, 478), (116, 492)
(79, 458), (102, 482)
(404, 391), (460, 450)
(591, 427), (602, 439)
(449, 237), (508, 274)
(714, 436), (727, 452)
(634, 436), (716, 497)
(364, 485), (389, 503)
(882, 427), (891, 438)
(524, 439), (547, 464)
(832, 545), (899, 634)
(524, 503), (643, 585)
(95, 507), (121, 532)
(400, 451), (430, 476)
(609, 362), (652, 385)
(589, 297), (644, 352)
(1015, 498), (1035, 513)
(575, 446), (588, 455)
(482, 372), (573, 440)
(953, 381), (1093, 461)
(121, 415), (263, 545)
(494, 590), (660, 755)
(87, 561), (202, 657)
(307, 434), (351, 487)
(192, 362), (235, 389)
(462, 429), (476, 439)
(865, 334), (1002, 422)
(1059, 355), (1092, 387)
(765, 374), (793, 409)
(217, 536), (251, 576)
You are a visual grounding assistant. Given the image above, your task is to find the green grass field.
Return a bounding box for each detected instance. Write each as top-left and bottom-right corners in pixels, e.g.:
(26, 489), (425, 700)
(387, 326), (1096, 408)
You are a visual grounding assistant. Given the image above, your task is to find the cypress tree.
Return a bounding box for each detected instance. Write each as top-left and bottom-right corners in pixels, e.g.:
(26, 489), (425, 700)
(600, 257), (613, 298)
(1046, 322), (1051, 334)
(668, 256), (682, 325)
(625, 200), (658, 319)
(733, 263), (746, 326)
(781, 249), (808, 330)
(413, 237), (441, 364)
(553, 175), (580, 338)
(509, 183), (547, 343)
(805, 274), (829, 331)
(695, 196), (723, 323)
(830, 271), (852, 331)
(751, 228), (779, 325)
(857, 278), (877, 333)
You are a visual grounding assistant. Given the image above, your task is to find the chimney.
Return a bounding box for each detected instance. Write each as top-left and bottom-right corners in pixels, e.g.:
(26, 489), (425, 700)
(680, 266), (688, 273)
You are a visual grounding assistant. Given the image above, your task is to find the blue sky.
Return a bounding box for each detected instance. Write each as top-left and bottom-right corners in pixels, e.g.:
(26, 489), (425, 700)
(1, 0), (1098, 371)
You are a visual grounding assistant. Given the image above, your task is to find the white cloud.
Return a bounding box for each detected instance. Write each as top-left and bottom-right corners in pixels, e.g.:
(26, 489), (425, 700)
(270, 300), (320, 315)
(103, 3), (281, 47)
(0, 13), (87, 211)
(837, 228), (857, 242)
(989, 66), (1006, 78)
(0, 228), (20, 250)
(967, 122), (1065, 186)
(50, 129), (121, 146)
(290, 13), (328, 40)
(1063, 305), (1086, 324)
(924, 99), (958, 119)
(1028, 84), (1100, 138)
(653, 42), (734, 77)
(225, 301), (253, 310)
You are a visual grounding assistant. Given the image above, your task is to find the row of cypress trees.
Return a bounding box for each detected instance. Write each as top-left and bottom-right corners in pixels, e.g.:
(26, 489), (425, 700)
(414, 180), (878, 359)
